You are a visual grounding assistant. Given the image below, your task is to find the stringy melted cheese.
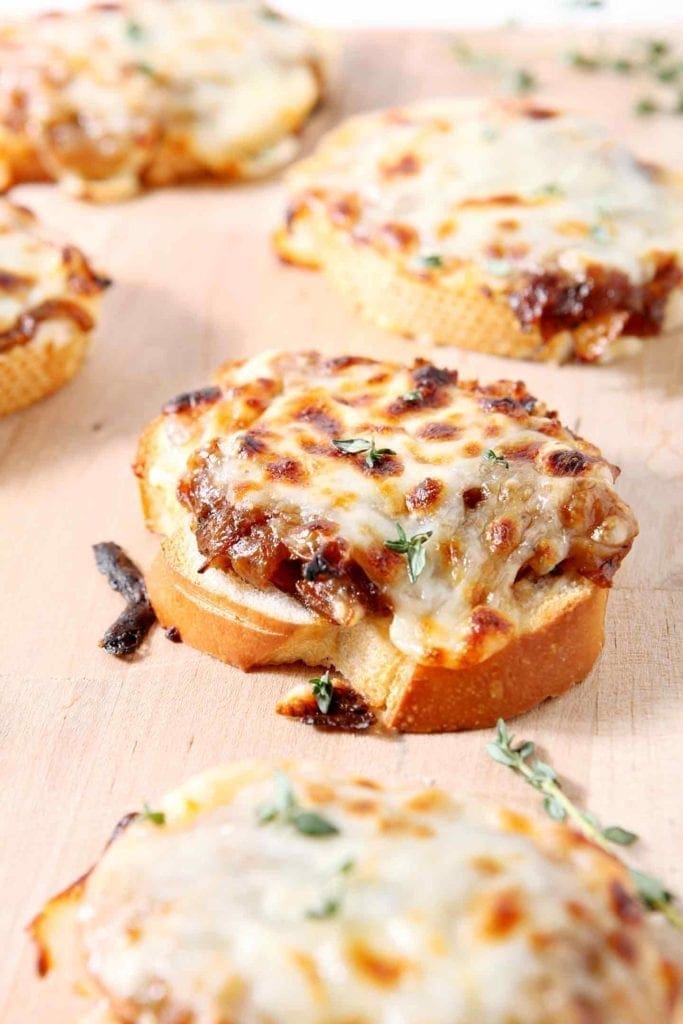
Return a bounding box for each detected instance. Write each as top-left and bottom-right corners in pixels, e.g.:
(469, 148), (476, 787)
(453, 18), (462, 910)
(0, 1), (325, 200)
(75, 764), (678, 1024)
(282, 98), (683, 288)
(161, 350), (637, 668)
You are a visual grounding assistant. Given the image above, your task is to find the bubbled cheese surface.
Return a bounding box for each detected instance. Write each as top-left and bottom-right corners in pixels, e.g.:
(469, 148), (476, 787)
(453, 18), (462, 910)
(283, 98), (683, 287)
(77, 763), (678, 1024)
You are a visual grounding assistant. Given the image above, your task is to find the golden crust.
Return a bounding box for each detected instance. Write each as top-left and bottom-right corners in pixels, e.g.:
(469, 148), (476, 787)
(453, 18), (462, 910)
(0, 1), (329, 201)
(0, 325), (92, 417)
(0, 200), (107, 416)
(146, 526), (607, 732)
(275, 100), (683, 363)
(134, 348), (637, 732)
(276, 215), (566, 360)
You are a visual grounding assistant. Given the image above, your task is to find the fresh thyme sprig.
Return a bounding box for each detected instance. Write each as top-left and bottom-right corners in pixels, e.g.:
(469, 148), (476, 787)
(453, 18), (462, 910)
(310, 669), (334, 714)
(487, 720), (683, 929)
(451, 39), (538, 96)
(384, 523), (433, 583)
(483, 448), (509, 468)
(419, 254), (444, 268)
(333, 437), (396, 469)
(125, 18), (145, 41)
(141, 802), (166, 826)
(257, 771), (339, 837)
(402, 389), (423, 404)
(565, 36), (683, 116)
(306, 897), (340, 919)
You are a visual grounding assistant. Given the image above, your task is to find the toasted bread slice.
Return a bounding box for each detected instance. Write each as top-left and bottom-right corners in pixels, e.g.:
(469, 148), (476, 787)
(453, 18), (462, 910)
(0, 201), (108, 416)
(31, 762), (682, 1024)
(0, 0), (329, 202)
(147, 526), (607, 731)
(135, 350), (637, 732)
(275, 98), (683, 364)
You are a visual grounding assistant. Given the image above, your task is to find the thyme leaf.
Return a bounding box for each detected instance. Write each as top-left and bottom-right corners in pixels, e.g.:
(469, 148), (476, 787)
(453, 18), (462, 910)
(384, 523), (433, 583)
(419, 254), (444, 268)
(333, 437), (396, 468)
(306, 897), (341, 919)
(486, 720), (683, 929)
(483, 449), (509, 469)
(141, 802), (165, 826)
(257, 771), (339, 838)
(310, 669), (334, 714)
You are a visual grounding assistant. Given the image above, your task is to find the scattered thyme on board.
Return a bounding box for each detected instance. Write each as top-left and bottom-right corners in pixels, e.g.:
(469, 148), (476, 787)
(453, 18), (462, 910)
(487, 719), (683, 928)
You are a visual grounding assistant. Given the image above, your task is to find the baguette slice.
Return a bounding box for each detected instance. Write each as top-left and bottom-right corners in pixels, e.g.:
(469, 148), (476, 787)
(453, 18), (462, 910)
(135, 350), (637, 732)
(0, 0), (330, 202)
(275, 98), (683, 364)
(0, 201), (108, 416)
(31, 762), (683, 1024)
(147, 523), (607, 732)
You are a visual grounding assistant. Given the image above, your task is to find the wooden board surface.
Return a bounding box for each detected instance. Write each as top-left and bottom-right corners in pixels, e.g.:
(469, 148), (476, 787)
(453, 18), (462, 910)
(1, 26), (682, 1022)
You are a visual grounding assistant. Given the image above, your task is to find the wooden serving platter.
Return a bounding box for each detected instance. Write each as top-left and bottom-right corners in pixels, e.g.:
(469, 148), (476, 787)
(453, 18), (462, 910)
(1, 27), (682, 1023)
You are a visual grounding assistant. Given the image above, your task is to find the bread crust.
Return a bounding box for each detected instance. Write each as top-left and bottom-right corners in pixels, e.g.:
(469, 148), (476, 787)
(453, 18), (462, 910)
(276, 216), (569, 360)
(0, 2), (330, 202)
(0, 324), (92, 417)
(275, 101), (683, 363)
(147, 527), (608, 732)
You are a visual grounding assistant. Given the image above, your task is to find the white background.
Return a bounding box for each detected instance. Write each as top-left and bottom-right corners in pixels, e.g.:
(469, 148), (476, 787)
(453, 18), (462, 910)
(2, 0), (682, 25)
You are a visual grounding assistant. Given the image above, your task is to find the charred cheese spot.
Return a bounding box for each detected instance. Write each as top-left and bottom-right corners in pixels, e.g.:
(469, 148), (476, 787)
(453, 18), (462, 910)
(265, 458), (307, 483)
(0, 270), (33, 291)
(405, 477), (443, 512)
(344, 798), (379, 816)
(295, 404), (342, 437)
(380, 153), (421, 177)
(402, 789), (452, 814)
(470, 855), (504, 876)
(523, 105), (559, 119)
(378, 222), (419, 251)
(352, 777), (384, 790)
(499, 809), (535, 835)
(346, 940), (413, 989)
(238, 431), (268, 456)
(471, 605), (512, 636)
(546, 449), (596, 476)
(330, 196), (361, 228)
(459, 193), (523, 208)
(485, 517), (520, 555)
(607, 930), (639, 965)
(477, 888), (525, 941)
(609, 881), (644, 925)
(291, 949), (325, 1003)
(378, 816), (434, 839)
(418, 421), (461, 441)
(462, 486), (485, 510)
(305, 782), (336, 804)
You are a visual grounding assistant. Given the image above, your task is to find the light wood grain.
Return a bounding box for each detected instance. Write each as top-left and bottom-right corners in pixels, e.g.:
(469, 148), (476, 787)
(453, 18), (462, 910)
(0, 27), (682, 1023)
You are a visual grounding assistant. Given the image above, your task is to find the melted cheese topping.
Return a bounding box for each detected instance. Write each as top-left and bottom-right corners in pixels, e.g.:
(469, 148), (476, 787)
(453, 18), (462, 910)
(0, 199), (105, 350)
(75, 763), (678, 1024)
(0, 1), (325, 200)
(283, 98), (683, 288)
(163, 350), (637, 668)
